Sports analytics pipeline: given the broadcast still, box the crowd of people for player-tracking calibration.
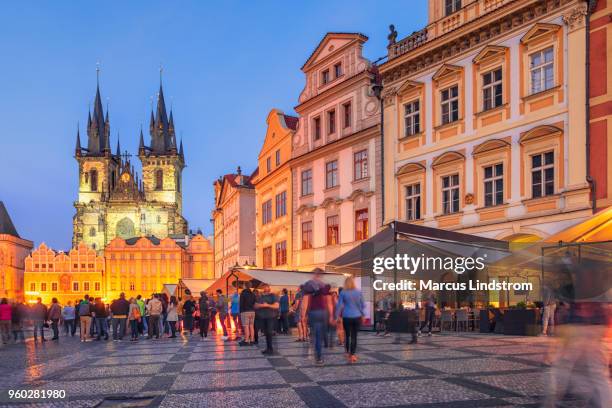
[0,272,366,365]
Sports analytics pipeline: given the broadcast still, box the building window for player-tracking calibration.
[355,209,369,241]
[530,47,554,94]
[51,282,58,292]
[275,241,287,266]
[483,68,503,111]
[155,169,163,190]
[266,157,271,173]
[484,164,504,207]
[94,282,101,291]
[301,169,313,196]
[445,0,461,15]
[327,215,339,245]
[89,227,96,237]
[404,100,420,136]
[129,282,135,291]
[334,62,343,78]
[90,169,98,192]
[327,110,336,135]
[343,102,352,128]
[262,200,272,224]
[441,85,459,125]
[326,160,338,188]
[83,282,90,292]
[275,191,287,218]
[354,150,368,180]
[30,282,36,291]
[313,117,321,140]
[302,221,313,249]
[40,283,47,292]
[321,69,330,85]
[275,149,281,166]
[442,174,460,214]
[73,282,79,292]
[263,246,272,268]
[531,151,554,198]
[405,183,422,220]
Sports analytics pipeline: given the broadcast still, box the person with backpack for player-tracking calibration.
[146,294,163,339]
[78,295,92,342]
[182,293,196,336]
[110,293,130,341]
[136,295,146,336]
[198,292,210,339]
[47,298,62,341]
[128,297,141,341]
[301,270,334,365]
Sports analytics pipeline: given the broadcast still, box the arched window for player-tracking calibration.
[155,169,163,190]
[90,169,98,192]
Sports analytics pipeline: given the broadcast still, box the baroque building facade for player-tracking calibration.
[380,0,593,241]
[73,80,187,251]
[252,109,298,270]
[291,33,382,270]
[0,202,33,300]
[212,169,257,277]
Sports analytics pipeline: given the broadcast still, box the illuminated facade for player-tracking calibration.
[0,202,33,300]
[24,242,104,305]
[381,0,594,241]
[253,109,297,269]
[73,80,187,251]
[212,170,257,277]
[291,33,382,270]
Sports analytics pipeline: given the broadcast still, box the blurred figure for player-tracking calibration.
[0,298,11,344]
[128,297,141,341]
[278,288,289,335]
[110,293,130,341]
[11,301,25,343]
[418,294,436,337]
[31,297,47,342]
[216,289,228,340]
[230,290,241,336]
[335,278,365,363]
[292,285,306,342]
[47,298,61,340]
[198,292,210,339]
[182,293,196,336]
[167,296,178,338]
[255,284,279,355]
[301,270,334,365]
[62,301,75,337]
[541,286,557,336]
[147,294,163,339]
[93,297,108,341]
[78,295,92,342]
[239,282,256,346]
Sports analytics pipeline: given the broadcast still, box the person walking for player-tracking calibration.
[0,298,11,344]
[128,297,141,341]
[255,284,279,355]
[230,290,241,337]
[209,295,217,333]
[47,298,62,341]
[11,301,26,343]
[31,297,48,343]
[239,282,256,346]
[292,286,306,342]
[110,293,130,341]
[418,294,436,337]
[78,296,92,342]
[182,293,196,336]
[62,301,75,337]
[167,296,179,338]
[216,289,229,340]
[279,289,290,335]
[147,294,162,339]
[198,292,210,339]
[93,298,108,341]
[335,277,365,363]
[301,270,334,365]
[542,287,557,336]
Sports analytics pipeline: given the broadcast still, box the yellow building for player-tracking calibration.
[252,109,298,269]
[24,242,104,305]
[0,202,34,301]
[381,0,593,242]
[73,80,187,251]
[104,234,214,300]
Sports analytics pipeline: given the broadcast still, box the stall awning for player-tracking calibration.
[544,206,612,243]
[180,279,216,295]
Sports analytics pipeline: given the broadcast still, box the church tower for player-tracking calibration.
[139,81,185,212]
[73,78,120,250]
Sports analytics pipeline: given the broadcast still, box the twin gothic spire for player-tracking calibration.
[76,75,183,160]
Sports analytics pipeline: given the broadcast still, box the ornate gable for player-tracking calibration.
[302,33,368,71]
[473,45,508,64]
[520,23,561,44]
[432,64,463,81]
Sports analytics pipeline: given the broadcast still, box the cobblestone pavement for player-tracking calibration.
[0,330,586,407]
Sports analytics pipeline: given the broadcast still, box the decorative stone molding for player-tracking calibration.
[562,3,588,32]
[347,189,375,202]
[295,204,316,215]
[319,197,343,209]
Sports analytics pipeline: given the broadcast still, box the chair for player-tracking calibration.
[455,309,468,332]
[440,310,453,332]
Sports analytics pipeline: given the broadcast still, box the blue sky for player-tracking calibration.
[0,1,428,250]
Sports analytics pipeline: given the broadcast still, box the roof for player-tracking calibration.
[283,114,299,131]
[0,201,19,238]
[124,235,161,245]
[302,32,368,70]
[180,279,217,294]
[543,206,612,243]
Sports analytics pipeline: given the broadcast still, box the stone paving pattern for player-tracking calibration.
[0,331,584,407]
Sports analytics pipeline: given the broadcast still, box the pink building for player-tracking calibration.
[291,33,382,270]
[0,201,33,300]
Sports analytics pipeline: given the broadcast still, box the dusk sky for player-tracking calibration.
[0,1,427,250]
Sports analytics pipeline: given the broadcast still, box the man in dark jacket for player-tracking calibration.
[30,298,48,342]
[110,293,130,341]
[198,292,210,338]
[239,282,256,346]
[93,298,108,341]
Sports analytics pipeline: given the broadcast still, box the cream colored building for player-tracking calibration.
[380,0,592,242]
[212,169,257,277]
[291,33,382,269]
